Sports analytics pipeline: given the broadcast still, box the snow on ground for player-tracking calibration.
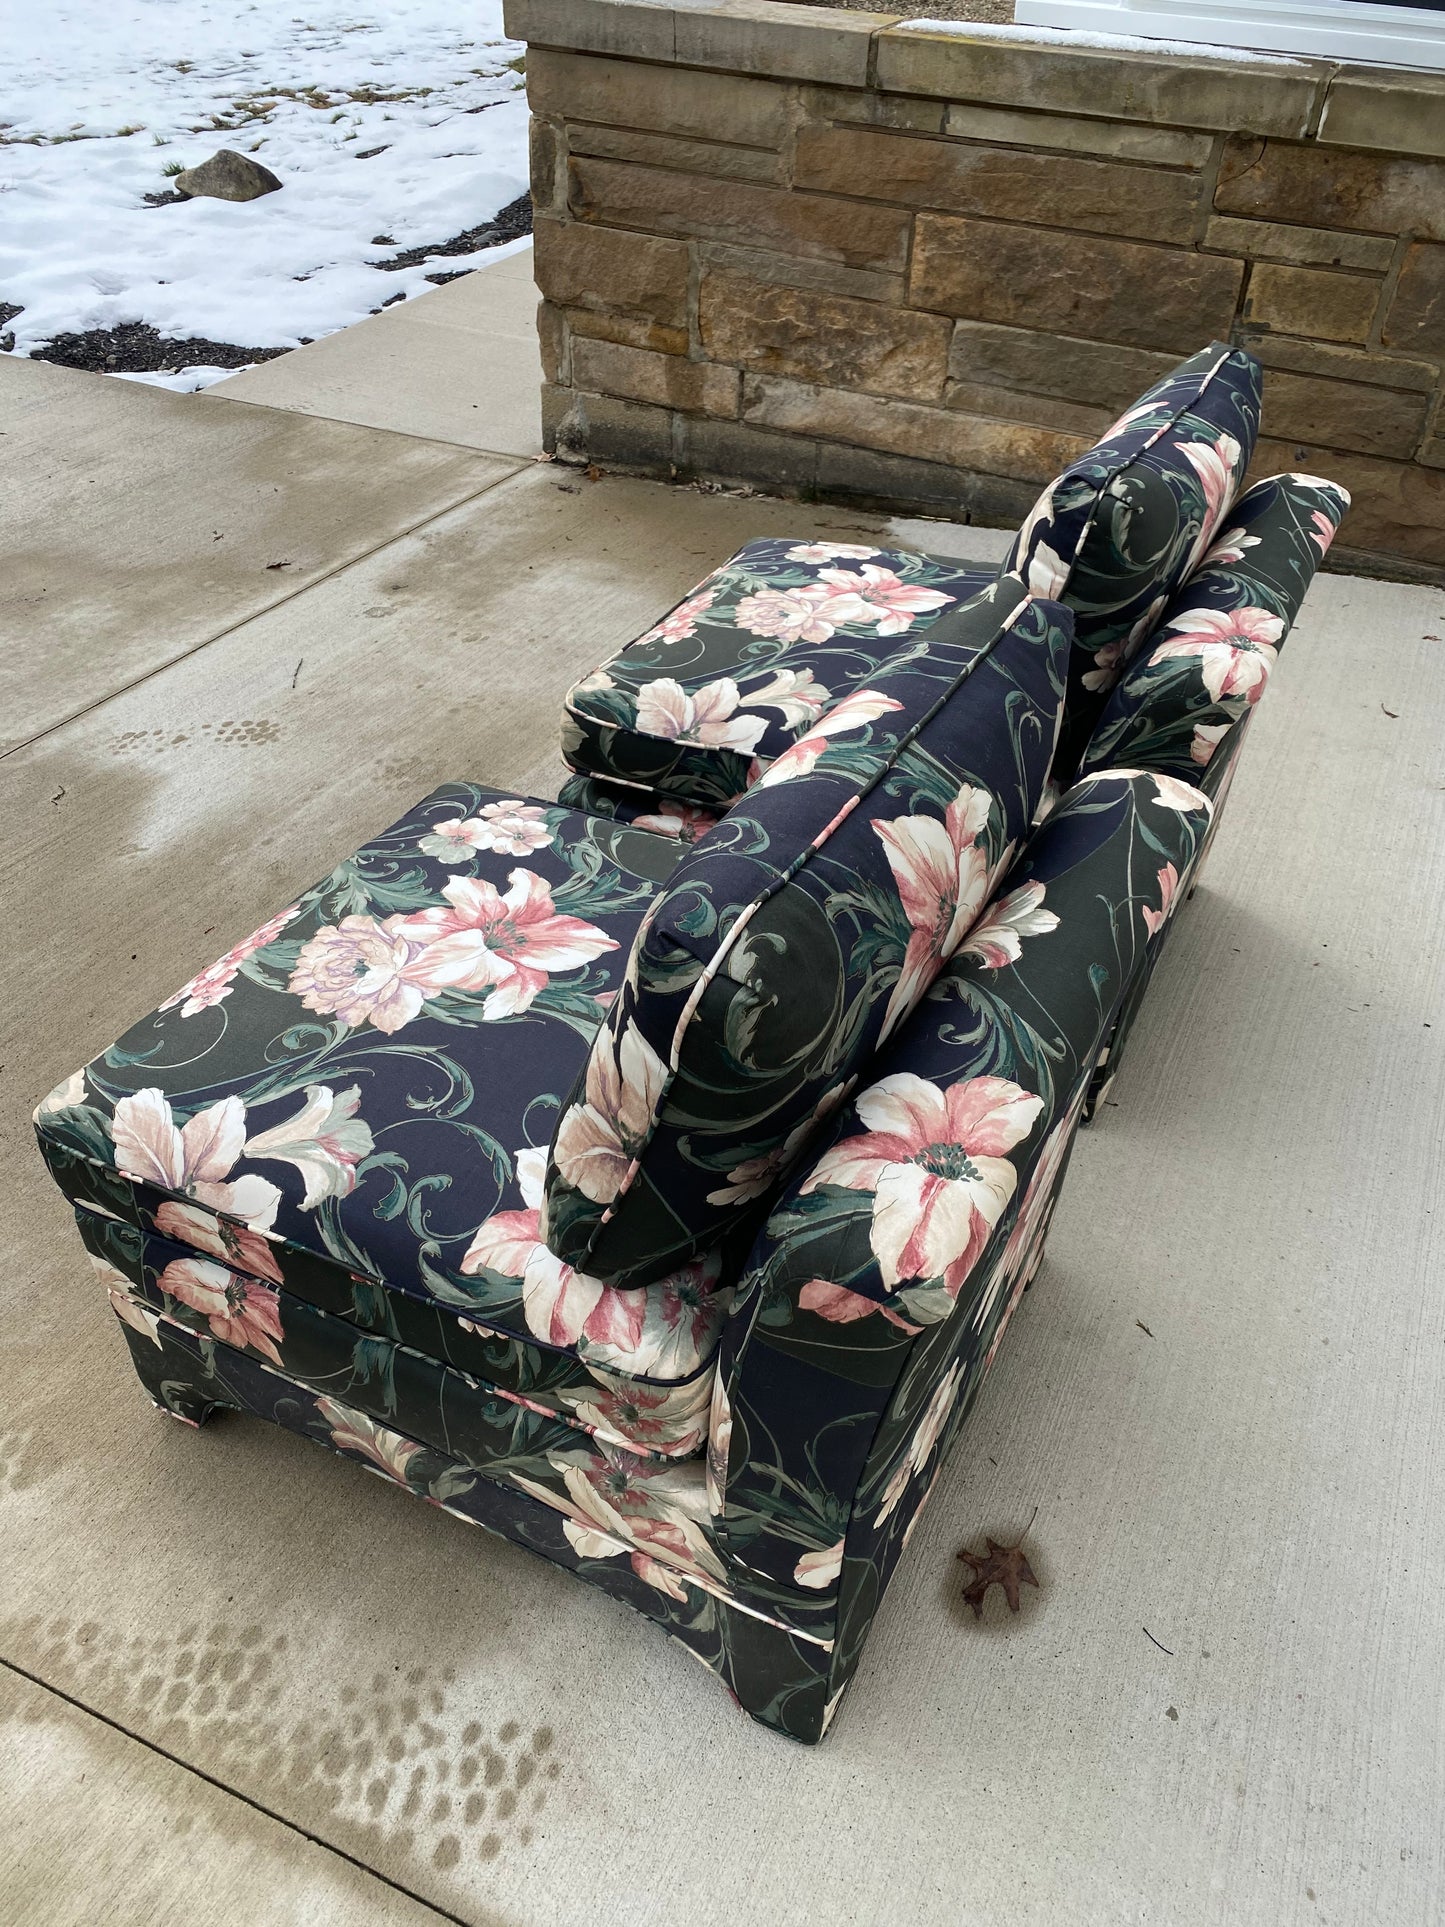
[0,1,530,387]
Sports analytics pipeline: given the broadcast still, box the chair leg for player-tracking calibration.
[111,1302,234,1428]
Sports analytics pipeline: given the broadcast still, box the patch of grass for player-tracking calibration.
[161,159,186,176]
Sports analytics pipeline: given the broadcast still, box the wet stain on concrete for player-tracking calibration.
[5,1611,561,1885]
[111,719,280,752]
[0,1425,46,1497]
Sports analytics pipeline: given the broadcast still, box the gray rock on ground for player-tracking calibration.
[173,149,282,202]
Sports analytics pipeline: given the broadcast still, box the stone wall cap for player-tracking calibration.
[1319,65,1445,160]
[505,0,898,85]
[883,17,1319,68]
[873,16,1332,133]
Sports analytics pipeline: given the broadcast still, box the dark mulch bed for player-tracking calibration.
[24,322,293,375]
[372,192,532,274]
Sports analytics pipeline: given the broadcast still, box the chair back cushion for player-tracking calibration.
[562,538,995,811]
[542,577,1073,1288]
[1078,471,1350,790]
[1004,342,1262,780]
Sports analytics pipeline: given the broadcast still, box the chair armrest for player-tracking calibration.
[708,770,1213,1616]
[1078,471,1349,788]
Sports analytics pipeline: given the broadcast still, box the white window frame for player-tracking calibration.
[1014,0,1445,73]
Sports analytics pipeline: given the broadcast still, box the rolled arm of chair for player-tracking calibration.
[1078,471,1349,789]
[708,772,1215,1685]
[1071,470,1348,1116]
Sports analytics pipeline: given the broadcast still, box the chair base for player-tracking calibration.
[109,1300,848,1745]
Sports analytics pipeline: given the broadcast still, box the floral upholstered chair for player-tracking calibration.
[35,343,1345,1742]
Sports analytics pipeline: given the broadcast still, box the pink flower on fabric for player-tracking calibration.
[794,1539,845,1590]
[561,1373,711,1460]
[399,869,617,1021]
[783,543,880,564]
[462,1148,645,1355]
[638,586,716,647]
[798,1279,922,1333]
[1190,722,1230,766]
[873,785,997,1037]
[1152,604,1284,705]
[551,1021,667,1206]
[1142,861,1180,938]
[241,1084,374,1208]
[633,676,770,753]
[812,565,955,636]
[153,1199,283,1284]
[608,1270,730,1381]
[875,1361,965,1525]
[463,1147,724,1385]
[734,584,841,645]
[110,1088,281,1229]
[1201,526,1260,568]
[419,802,551,861]
[159,905,300,1018]
[315,1397,425,1484]
[515,1446,727,1587]
[705,1084,852,1208]
[631,802,719,843]
[1082,637,1132,695]
[980,1082,1091,1370]
[803,1072,1042,1301]
[958,880,1059,970]
[157,1255,285,1365]
[1099,770,1213,816]
[1287,471,1350,548]
[289,914,434,1034]
[739,666,832,729]
[1178,433,1243,564]
[754,687,904,790]
[108,1287,163,1349]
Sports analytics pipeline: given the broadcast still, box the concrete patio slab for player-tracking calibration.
[3,441,1443,1924]
[212,246,544,460]
[0,357,520,756]
[0,1667,441,1926]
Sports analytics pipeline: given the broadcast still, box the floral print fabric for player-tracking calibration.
[77,1205,717,1460]
[1077,472,1349,791]
[562,539,995,812]
[1003,342,1263,783]
[34,786,746,1453]
[557,772,721,844]
[105,1297,840,1740]
[544,579,1072,1292]
[709,771,1214,1611]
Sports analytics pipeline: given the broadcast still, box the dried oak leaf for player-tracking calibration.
[956,1527,1040,1618]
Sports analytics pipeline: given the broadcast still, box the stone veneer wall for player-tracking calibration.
[506,0,1445,580]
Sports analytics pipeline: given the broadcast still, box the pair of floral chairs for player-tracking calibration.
[36,343,1347,1743]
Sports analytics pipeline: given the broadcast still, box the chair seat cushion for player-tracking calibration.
[562,538,995,811]
[557,771,721,844]
[36,784,730,1458]
[100,1268,738,1598]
